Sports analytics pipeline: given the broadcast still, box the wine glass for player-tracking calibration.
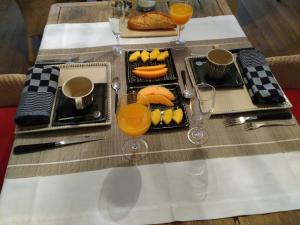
[117,92,151,161]
[109,1,125,55]
[169,0,193,49]
[187,83,215,145]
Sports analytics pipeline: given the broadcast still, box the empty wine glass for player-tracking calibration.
[109,1,125,55]
[187,83,215,145]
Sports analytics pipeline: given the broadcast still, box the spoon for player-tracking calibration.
[111,77,121,113]
[58,110,101,122]
[181,70,193,99]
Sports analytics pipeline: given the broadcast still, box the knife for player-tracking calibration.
[13,136,105,154]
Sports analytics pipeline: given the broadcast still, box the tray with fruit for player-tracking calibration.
[125,48,178,86]
[128,84,189,130]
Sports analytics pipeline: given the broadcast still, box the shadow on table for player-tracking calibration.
[98,163,142,221]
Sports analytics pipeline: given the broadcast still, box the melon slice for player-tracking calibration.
[137,94,174,107]
[138,86,175,101]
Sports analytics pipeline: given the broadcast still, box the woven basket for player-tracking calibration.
[0,74,26,107]
[267,54,300,89]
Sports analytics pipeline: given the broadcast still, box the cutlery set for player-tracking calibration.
[224,111,295,130]
[244,120,296,130]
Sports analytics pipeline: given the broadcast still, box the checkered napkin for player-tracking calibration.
[15,65,60,126]
[238,49,285,104]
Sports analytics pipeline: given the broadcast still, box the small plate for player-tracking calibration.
[52,84,108,126]
[125,48,178,86]
[128,84,189,131]
[189,56,244,88]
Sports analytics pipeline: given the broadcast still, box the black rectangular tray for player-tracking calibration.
[127,84,189,131]
[52,83,108,126]
[125,48,178,86]
[189,56,244,88]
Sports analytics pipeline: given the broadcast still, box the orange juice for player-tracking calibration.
[169,3,193,25]
[117,103,151,137]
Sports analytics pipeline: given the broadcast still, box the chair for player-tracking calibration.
[267,54,300,122]
[0,74,26,191]
[15,0,84,63]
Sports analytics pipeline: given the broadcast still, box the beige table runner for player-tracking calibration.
[7,38,300,179]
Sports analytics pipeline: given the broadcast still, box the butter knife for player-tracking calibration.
[13,136,104,154]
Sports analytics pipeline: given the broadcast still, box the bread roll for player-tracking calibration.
[128,11,176,30]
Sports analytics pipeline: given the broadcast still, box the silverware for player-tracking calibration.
[181,70,193,99]
[36,57,93,65]
[224,111,292,126]
[245,120,296,130]
[58,111,101,122]
[111,77,121,113]
[13,136,105,154]
[36,56,80,65]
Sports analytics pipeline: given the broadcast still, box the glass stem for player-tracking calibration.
[177,25,182,42]
[131,138,140,152]
[116,34,120,47]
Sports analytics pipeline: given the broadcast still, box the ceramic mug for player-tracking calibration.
[206,48,234,80]
[62,76,94,110]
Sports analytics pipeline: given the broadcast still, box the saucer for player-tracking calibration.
[52,83,107,126]
[190,57,244,88]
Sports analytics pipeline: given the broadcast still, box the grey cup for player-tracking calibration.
[207,48,234,80]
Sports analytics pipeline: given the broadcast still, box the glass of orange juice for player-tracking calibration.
[117,92,151,160]
[169,1,193,49]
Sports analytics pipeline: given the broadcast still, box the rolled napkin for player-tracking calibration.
[238,49,285,104]
[15,65,60,126]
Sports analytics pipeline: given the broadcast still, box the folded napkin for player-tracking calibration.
[15,65,60,126]
[238,49,285,104]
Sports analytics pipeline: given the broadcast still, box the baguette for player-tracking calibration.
[128,11,176,30]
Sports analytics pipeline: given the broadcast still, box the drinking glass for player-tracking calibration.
[187,83,215,145]
[169,0,193,49]
[117,92,151,160]
[109,1,125,55]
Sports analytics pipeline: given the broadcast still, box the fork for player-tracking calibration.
[245,120,296,130]
[224,111,292,126]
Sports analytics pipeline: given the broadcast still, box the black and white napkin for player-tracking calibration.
[15,65,60,126]
[238,49,285,104]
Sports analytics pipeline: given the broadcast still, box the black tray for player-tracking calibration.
[128,84,189,131]
[125,48,178,86]
[189,56,244,88]
[52,83,107,126]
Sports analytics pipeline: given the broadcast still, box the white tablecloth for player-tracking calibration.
[40,15,246,49]
[1,150,300,225]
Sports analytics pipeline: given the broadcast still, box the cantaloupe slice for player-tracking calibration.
[137,94,174,106]
[132,68,168,79]
[138,85,175,101]
[134,64,166,71]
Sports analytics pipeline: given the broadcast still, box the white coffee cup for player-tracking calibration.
[62,76,94,110]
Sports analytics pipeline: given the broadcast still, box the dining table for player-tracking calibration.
[1,1,300,225]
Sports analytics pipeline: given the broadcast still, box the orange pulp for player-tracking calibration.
[169,3,193,25]
[117,103,151,137]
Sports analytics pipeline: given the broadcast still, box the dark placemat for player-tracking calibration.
[128,84,189,131]
[189,56,244,88]
[52,83,107,126]
[125,48,178,86]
